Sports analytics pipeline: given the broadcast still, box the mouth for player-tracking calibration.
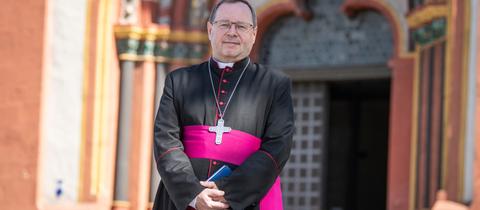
[223,41,240,45]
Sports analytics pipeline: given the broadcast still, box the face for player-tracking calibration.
[207,2,257,62]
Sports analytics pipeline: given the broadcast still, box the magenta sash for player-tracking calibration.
[183,125,283,210]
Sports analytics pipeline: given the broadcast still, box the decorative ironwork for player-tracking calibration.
[282,82,327,210]
[260,0,394,68]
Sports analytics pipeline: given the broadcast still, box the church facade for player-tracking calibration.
[1,0,479,210]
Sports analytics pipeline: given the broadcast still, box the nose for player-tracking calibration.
[226,24,238,35]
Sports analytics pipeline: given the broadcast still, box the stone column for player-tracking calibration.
[112,30,140,209]
[114,60,136,204]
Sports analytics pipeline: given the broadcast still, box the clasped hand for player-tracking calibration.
[195,181,230,210]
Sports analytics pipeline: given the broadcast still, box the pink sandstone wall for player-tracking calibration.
[0,0,49,209]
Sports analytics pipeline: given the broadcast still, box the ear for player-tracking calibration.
[207,22,213,40]
[252,27,258,42]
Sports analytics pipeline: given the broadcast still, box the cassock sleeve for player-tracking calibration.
[153,72,204,210]
[216,76,294,210]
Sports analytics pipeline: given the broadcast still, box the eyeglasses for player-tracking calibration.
[212,20,254,33]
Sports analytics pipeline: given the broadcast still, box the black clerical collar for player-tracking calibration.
[210,57,250,74]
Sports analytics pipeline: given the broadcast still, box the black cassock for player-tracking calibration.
[153,57,294,210]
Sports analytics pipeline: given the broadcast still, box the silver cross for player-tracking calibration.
[208,118,232,144]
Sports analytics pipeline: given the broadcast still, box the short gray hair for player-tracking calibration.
[208,0,257,27]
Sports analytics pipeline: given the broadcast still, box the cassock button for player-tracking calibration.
[221,90,227,94]
[222,79,228,84]
[219,101,225,106]
[225,68,232,73]
[213,161,218,165]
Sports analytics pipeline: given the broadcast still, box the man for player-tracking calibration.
[153,1,294,209]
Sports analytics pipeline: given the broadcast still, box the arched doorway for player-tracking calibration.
[258,1,395,209]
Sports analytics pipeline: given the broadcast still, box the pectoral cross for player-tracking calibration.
[209,118,231,144]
